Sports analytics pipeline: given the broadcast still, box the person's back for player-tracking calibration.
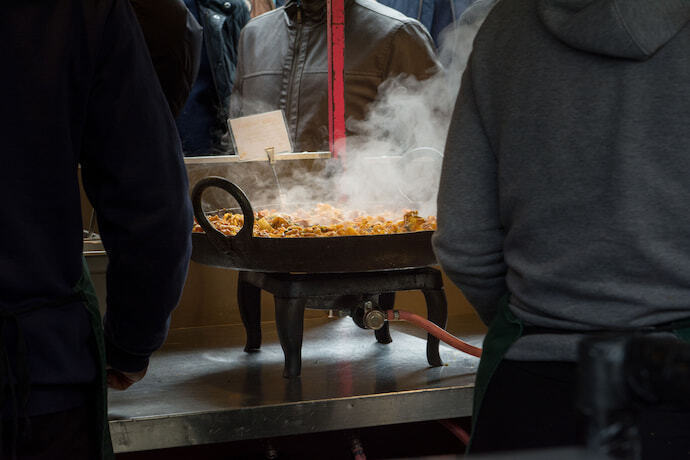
[434,0,690,455]
[1,0,191,456]
[436,0,690,359]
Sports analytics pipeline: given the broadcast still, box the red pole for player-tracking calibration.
[327,0,346,159]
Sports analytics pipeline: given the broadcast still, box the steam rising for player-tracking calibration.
[191,1,496,218]
[339,0,496,217]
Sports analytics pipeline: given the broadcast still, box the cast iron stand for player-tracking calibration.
[237,267,448,378]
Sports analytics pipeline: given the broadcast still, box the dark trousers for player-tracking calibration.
[1,405,98,460]
[470,359,690,458]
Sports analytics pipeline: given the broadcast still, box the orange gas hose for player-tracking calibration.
[385,310,483,358]
[439,419,471,446]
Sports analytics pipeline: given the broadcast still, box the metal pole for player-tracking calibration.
[327,0,346,159]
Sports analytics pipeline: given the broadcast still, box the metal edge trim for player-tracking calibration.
[109,385,475,453]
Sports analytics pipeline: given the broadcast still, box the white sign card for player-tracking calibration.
[228,110,293,161]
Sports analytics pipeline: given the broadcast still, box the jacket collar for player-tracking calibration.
[284,0,355,25]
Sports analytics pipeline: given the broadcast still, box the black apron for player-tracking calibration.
[468,294,690,452]
[0,258,113,459]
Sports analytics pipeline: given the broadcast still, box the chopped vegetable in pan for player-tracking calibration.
[193,204,436,238]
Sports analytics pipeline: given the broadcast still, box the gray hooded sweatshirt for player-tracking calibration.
[433,0,690,360]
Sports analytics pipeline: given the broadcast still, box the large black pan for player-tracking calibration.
[191,177,437,273]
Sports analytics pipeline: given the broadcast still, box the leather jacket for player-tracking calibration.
[230,0,441,152]
[378,0,477,46]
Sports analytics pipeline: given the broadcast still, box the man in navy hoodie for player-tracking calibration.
[0,0,192,457]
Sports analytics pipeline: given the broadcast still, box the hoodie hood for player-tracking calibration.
[538,0,690,60]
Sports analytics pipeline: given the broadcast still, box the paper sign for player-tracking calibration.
[228,110,293,161]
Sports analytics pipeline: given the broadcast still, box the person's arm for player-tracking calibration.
[386,21,441,81]
[432,59,506,326]
[80,0,192,379]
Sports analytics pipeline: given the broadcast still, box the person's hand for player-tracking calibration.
[106,365,147,390]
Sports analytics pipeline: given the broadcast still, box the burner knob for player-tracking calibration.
[363,309,386,330]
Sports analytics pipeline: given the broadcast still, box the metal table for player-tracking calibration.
[108,313,484,453]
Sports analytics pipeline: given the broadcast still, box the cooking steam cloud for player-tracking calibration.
[192,1,495,219]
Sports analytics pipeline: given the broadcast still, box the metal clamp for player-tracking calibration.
[362,300,386,331]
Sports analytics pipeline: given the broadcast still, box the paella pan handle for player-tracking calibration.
[191,177,255,243]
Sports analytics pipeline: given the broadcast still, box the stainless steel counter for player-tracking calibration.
[83,240,108,316]
[108,313,484,453]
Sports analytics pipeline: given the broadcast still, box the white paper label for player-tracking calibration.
[228,110,293,161]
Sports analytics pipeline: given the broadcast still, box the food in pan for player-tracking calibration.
[193,203,436,238]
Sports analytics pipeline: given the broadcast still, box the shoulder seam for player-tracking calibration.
[353,0,419,26]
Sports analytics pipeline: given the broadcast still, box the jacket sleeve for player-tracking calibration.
[431,59,507,326]
[80,0,193,372]
[228,27,247,120]
[129,0,203,117]
[385,21,441,81]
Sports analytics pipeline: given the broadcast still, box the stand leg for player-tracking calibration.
[238,271,262,352]
[422,288,447,367]
[275,297,306,378]
[375,292,395,344]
